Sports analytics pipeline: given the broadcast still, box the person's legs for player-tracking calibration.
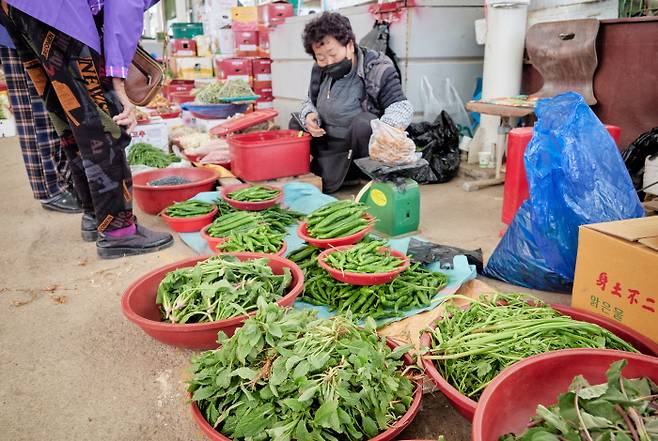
[0,46,80,212]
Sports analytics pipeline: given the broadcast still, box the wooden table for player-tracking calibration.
[464,101,535,192]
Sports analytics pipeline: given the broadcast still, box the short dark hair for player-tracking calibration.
[302,12,356,58]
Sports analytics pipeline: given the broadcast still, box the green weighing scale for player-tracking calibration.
[357,179,420,237]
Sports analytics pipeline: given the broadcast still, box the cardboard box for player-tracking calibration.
[0,118,16,137]
[233,30,259,57]
[215,57,253,82]
[258,2,294,25]
[257,29,270,57]
[231,6,258,31]
[193,35,212,57]
[129,121,169,151]
[171,39,197,57]
[572,217,658,343]
[252,58,272,83]
[255,96,274,110]
[210,28,235,56]
[173,56,214,79]
[254,85,273,98]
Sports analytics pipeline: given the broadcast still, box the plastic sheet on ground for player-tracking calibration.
[177,182,476,327]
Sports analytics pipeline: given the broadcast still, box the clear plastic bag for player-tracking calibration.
[368,119,416,165]
[420,76,470,133]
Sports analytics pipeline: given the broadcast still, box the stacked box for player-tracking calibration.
[233,31,259,57]
[215,58,253,83]
[231,6,259,31]
[171,39,197,57]
[173,57,214,79]
[251,58,272,88]
[258,2,294,25]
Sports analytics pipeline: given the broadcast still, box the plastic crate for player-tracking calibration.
[171,23,204,39]
[228,130,310,181]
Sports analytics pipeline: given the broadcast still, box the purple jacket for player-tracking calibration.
[6,0,160,78]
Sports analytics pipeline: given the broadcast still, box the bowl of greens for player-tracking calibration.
[419,293,658,421]
[472,349,658,441]
[221,183,283,211]
[120,253,304,349]
[188,302,423,441]
[160,200,217,232]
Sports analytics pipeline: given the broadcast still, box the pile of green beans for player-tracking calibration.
[217,226,284,254]
[258,206,304,233]
[325,241,403,273]
[289,245,448,320]
[426,293,639,400]
[227,185,280,202]
[156,255,291,324]
[206,211,261,238]
[306,200,370,239]
[164,200,215,218]
[127,142,180,168]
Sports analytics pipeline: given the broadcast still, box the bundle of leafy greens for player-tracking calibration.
[501,359,658,441]
[188,300,416,440]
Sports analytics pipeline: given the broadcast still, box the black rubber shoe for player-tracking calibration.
[96,225,174,259]
[41,189,83,213]
[81,212,98,242]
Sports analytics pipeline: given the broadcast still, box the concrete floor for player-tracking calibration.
[0,137,568,441]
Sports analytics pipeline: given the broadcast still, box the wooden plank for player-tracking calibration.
[466,101,536,118]
[246,173,323,191]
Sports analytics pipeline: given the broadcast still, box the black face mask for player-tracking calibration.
[322,57,352,80]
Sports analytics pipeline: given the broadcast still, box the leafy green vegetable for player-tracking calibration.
[500,360,658,441]
[156,255,291,324]
[426,294,639,400]
[188,300,416,440]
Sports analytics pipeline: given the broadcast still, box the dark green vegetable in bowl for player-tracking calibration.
[425,293,639,400]
[289,245,448,320]
[188,300,416,440]
[228,185,281,202]
[128,142,180,168]
[325,241,404,274]
[217,226,285,254]
[306,200,370,239]
[207,206,303,238]
[164,200,215,218]
[148,176,192,186]
[156,255,291,324]
[206,211,262,238]
[500,359,658,441]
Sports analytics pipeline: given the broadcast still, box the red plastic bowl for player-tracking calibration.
[200,225,288,257]
[120,253,304,350]
[297,214,376,249]
[157,109,182,119]
[473,349,658,441]
[132,168,218,215]
[160,206,217,233]
[318,245,410,285]
[221,183,283,211]
[170,91,195,105]
[190,337,423,441]
[420,303,658,421]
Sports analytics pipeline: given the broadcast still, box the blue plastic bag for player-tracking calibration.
[484,92,643,291]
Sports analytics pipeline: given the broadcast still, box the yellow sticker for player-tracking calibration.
[370,189,387,207]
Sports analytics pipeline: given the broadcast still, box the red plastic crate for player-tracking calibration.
[171,39,197,56]
[258,2,294,25]
[215,57,253,82]
[502,124,622,225]
[228,130,310,181]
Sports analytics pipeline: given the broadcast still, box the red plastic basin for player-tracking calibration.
[132,168,218,215]
[420,303,658,421]
[221,183,283,211]
[160,206,217,233]
[190,337,423,441]
[200,224,288,256]
[473,349,658,441]
[318,245,410,285]
[120,253,304,350]
[297,214,376,249]
[228,130,310,181]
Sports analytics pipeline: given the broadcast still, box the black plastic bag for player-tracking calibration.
[407,238,484,273]
[354,157,429,182]
[359,21,402,80]
[622,127,658,198]
[407,111,460,184]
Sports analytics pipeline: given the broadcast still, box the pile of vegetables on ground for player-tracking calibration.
[500,359,658,441]
[128,142,181,168]
[188,300,416,440]
[156,255,291,324]
[323,241,404,274]
[305,200,371,239]
[289,244,448,320]
[425,293,639,400]
[164,200,215,218]
[228,185,281,202]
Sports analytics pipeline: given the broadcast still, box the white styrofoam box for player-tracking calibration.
[129,121,169,151]
[0,118,16,137]
[644,155,658,196]
[194,117,228,133]
[160,117,185,130]
[211,29,235,56]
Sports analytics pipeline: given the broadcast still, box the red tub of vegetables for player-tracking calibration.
[419,293,658,421]
[121,253,304,350]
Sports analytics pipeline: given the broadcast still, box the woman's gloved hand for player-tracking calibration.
[305,112,326,138]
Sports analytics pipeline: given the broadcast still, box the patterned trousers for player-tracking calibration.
[0,46,68,200]
[1,3,134,231]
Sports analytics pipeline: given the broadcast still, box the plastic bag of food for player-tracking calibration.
[368,119,416,165]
